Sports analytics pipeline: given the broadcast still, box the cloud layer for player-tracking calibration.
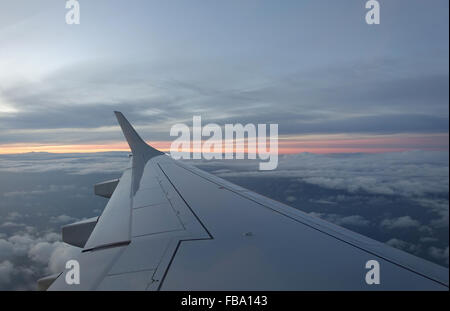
[0,150,448,289]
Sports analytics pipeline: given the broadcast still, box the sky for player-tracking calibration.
[0,0,448,154]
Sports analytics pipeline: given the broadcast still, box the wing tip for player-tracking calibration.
[114,111,163,158]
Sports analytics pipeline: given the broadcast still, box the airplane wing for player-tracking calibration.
[43,112,449,290]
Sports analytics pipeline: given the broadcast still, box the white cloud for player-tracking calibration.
[386,238,421,254]
[0,261,14,285]
[428,246,449,265]
[308,198,337,205]
[6,212,22,221]
[205,151,449,198]
[28,239,81,275]
[7,234,36,257]
[3,185,77,197]
[309,212,370,227]
[0,240,14,262]
[0,231,80,289]
[337,215,370,227]
[48,244,81,274]
[50,215,78,224]
[0,222,26,229]
[414,198,449,228]
[381,216,421,230]
[419,237,438,243]
[28,242,59,265]
[285,196,297,203]
[0,153,129,175]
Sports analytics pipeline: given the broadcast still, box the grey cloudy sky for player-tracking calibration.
[0,0,448,149]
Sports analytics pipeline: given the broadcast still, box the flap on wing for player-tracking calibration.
[62,216,98,248]
[37,273,61,291]
[94,178,120,198]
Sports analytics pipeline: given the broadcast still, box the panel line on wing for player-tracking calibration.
[154,237,214,291]
[132,229,185,239]
[157,163,214,239]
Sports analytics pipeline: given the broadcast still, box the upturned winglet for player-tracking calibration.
[114,111,164,158]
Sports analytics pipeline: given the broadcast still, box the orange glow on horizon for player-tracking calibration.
[0,135,448,155]
[0,141,171,154]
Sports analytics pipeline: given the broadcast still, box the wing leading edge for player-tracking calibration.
[44,112,448,291]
